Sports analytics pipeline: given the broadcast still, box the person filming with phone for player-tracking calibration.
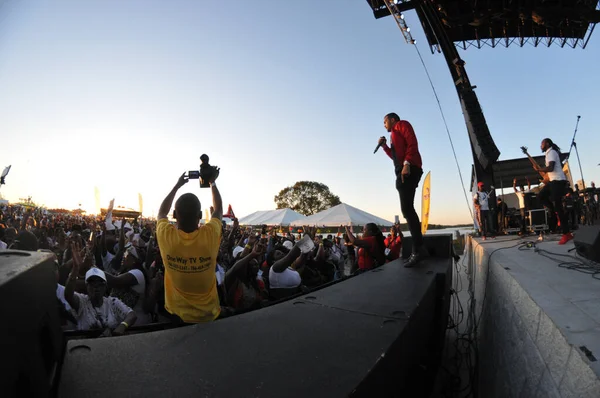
[156,162,223,324]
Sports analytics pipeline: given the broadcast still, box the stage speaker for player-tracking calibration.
[402,233,453,259]
[0,250,63,398]
[524,192,541,210]
[58,236,454,398]
[574,226,600,263]
[528,209,548,230]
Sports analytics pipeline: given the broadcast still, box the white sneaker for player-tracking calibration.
[296,235,315,254]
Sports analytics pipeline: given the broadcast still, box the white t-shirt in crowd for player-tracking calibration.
[73,293,132,331]
[545,148,566,182]
[56,284,72,311]
[57,284,77,329]
[127,268,149,325]
[474,191,490,211]
[0,240,7,250]
[269,267,301,289]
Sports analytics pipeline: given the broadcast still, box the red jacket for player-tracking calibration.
[382,120,422,169]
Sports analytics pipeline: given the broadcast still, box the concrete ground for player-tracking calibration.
[476,232,600,378]
[432,227,600,397]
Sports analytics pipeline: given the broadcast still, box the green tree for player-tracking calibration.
[274,181,341,216]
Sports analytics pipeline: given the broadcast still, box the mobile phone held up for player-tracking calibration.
[188,170,200,179]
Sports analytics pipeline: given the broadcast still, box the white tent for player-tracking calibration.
[238,210,270,225]
[239,208,306,226]
[289,203,393,227]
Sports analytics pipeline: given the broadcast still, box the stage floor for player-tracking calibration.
[467,233,600,397]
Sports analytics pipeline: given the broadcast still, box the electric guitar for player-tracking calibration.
[520,146,549,184]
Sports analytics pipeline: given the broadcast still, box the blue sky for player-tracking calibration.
[1,0,598,225]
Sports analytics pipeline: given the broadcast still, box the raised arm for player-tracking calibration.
[344,226,373,249]
[117,218,126,256]
[210,183,223,221]
[272,244,302,273]
[235,232,247,250]
[227,218,239,247]
[100,222,108,257]
[64,241,83,312]
[144,237,155,270]
[513,178,519,194]
[224,242,264,292]
[158,173,189,220]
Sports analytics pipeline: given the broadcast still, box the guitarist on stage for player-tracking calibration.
[535,138,573,245]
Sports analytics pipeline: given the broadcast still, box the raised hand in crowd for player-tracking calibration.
[251,241,265,258]
[175,172,189,189]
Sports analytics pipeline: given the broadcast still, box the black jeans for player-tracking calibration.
[519,208,527,233]
[395,165,423,253]
[477,209,494,237]
[538,180,569,234]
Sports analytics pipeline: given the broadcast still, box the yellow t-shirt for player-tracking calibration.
[156,217,222,323]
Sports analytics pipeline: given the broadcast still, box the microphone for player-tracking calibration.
[373,136,385,154]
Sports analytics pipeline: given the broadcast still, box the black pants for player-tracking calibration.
[396,165,423,253]
[519,208,527,233]
[477,209,494,237]
[538,180,569,234]
[497,211,508,233]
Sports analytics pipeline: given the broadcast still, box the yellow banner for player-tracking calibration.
[421,171,431,235]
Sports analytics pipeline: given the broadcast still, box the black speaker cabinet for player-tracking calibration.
[401,233,453,259]
[0,250,63,398]
[574,226,600,263]
[528,209,548,231]
[58,235,454,398]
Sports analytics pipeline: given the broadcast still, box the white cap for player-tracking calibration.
[232,246,245,259]
[85,267,107,283]
[132,233,145,248]
[126,244,140,260]
[282,240,294,250]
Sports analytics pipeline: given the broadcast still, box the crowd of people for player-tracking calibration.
[0,177,404,336]
[0,110,431,337]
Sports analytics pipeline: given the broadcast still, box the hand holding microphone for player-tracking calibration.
[374,136,386,154]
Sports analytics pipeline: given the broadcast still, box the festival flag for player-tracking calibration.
[138,193,144,215]
[94,187,101,215]
[224,204,235,219]
[421,171,431,235]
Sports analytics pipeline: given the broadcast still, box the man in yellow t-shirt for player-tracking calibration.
[156,172,223,323]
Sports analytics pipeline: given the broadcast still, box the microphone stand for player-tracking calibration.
[566,115,585,189]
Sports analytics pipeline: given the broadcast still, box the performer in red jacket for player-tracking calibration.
[378,112,425,267]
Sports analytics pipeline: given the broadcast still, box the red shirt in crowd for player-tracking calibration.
[384,235,402,262]
[358,236,376,270]
[382,120,422,169]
